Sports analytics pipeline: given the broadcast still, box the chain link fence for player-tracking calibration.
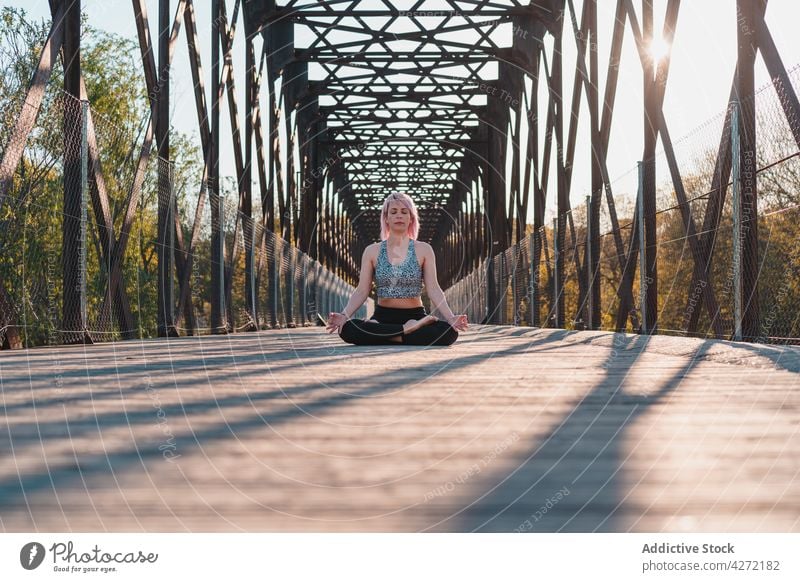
[4,65,799,348]
[445,65,800,344]
[0,89,365,349]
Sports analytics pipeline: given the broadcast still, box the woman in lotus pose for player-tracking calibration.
[326,192,468,346]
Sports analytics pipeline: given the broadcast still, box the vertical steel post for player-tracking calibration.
[585,194,592,329]
[244,36,256,330]
[314,261,321,324]
[552,216,559,327]
[80,99,88,330]
[588,0,602,330]
[157,0,175,336]
[735,0,760,341]
[168,160,175,322]
[292,167,300,325]
[219,191,226,329]
[528,231,535,327]
[553,26,566,330]
[484,254,491,324]
[511,246,517,325]
[301,255,308,325]
[267,232,277,328]
[731,102,743,341]
[642,0,658,334]
[62,0,87,344]
[287,245,295,327]
[320,265,331,321]
[637,161,648,334]
[210,0,224,333]
[500,250,507,325]
[532,225,541,327]
[251,219,257,326]
[267,237,279,329]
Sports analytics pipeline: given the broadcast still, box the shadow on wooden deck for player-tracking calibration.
[0,326,798,532]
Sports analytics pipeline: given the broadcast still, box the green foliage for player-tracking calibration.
[506,151,800,342]
[1,7,203,346]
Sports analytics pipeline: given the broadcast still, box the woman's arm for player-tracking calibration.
[339,290,369,321]
[340,245,375,318]
[420,244,452,319]
[426,284,455,322]
[420,243,468,330]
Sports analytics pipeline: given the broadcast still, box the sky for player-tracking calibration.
[7,0,800,225]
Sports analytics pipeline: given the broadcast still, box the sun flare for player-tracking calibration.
[648,36,672,62]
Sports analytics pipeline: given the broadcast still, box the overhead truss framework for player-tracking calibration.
[246,0,552,257]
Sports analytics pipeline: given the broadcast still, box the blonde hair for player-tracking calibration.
[380,191,419,240]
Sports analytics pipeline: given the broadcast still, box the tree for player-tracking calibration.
[0,7,202,346]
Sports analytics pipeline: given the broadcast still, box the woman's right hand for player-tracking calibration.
[326,312,349,334]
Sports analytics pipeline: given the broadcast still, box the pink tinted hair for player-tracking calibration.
[380,191,419,241]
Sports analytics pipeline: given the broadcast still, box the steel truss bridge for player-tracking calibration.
[1,0,799,348]
[1,0,799,535]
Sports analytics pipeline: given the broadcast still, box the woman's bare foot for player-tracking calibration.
[402,315,438,335]
[386,316,438,343]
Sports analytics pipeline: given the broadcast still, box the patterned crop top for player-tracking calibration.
[374,239,423,299]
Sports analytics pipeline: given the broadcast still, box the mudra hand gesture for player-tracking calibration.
[326,312,349,334]
[447,314,469,332]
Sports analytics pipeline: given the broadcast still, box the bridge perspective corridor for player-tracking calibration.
[1,326,798,532]
[0,0,799,535]
[2,1,800,350]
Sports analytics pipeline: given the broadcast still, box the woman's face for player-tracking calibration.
[386,201,411,233]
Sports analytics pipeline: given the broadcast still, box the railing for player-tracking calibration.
[3,68,800,347]
[0,90,366,349]
[446,65,800,345]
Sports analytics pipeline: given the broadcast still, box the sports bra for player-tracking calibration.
[374,239,423,299]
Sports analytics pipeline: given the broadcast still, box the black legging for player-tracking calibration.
[339,305,458,346]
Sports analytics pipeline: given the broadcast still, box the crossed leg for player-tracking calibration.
[386,315,439,343]
[339,315,442,345]
[400,320,459,346]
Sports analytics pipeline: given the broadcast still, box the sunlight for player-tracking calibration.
[648,35,672,62]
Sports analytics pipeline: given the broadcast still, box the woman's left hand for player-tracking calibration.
[447,314,469,331]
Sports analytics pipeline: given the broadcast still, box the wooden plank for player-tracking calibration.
[0,327,797,531]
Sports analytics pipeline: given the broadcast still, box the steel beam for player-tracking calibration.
[735,0,760,341]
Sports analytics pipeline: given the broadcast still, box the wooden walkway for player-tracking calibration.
[1,326,798,532]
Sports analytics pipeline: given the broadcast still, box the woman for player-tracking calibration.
[326,192,468,346]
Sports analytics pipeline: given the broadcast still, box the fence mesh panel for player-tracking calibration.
[4,61,800,348]
[1,88,361,348]
[444,66,800,344]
